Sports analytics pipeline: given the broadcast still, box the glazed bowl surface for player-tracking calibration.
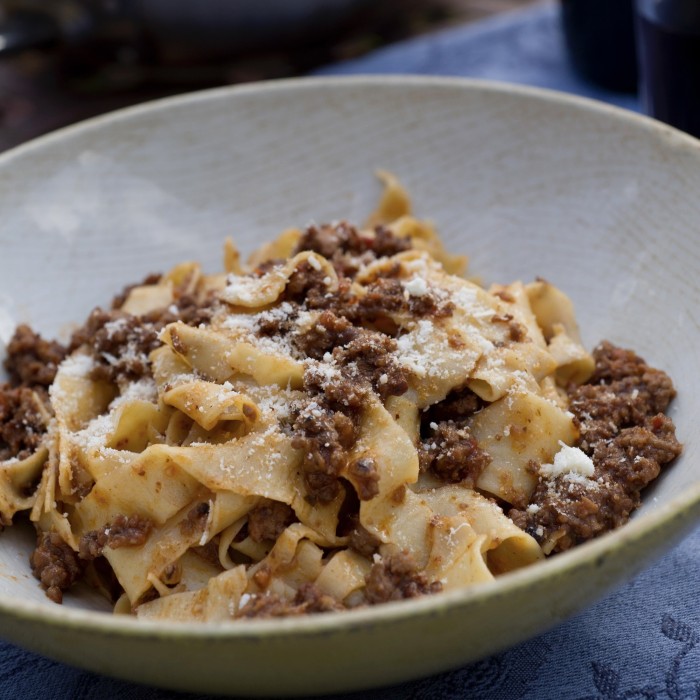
[0,76,698,696]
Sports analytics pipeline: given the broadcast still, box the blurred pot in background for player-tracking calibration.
[560,0,638,93]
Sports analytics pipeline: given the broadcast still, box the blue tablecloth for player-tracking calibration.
[6,3,700,698]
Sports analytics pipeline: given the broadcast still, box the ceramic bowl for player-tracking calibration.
[0,77,699,696]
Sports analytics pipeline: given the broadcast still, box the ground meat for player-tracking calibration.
[356,278,454,326]
[292,316,409,502]
[79,514,153,560]
[293,221,411,278]
[4,324,67,388]
[509,321,527,342]
[190,539,222,569]
[292,326,406,504]
[247,500,296,542]
[510,476,637,553]
[294,222,367,260]
[174,292,217,327]
[371,225,413,258]
[283,261,334,307]
[293,582,345,613]
[292,400,359,504]
[590,341,656,383]
[347,457,380,501]
[419,421,492,486]
[70,308,160,383]
[0,385,49,462]
[303,368,368,416]
[332,330,409,401]
[347,522,381,558]
[236,582,344,619]
[292,310,357,360]
[78,532,103,561]
[70,286,216,384]
[569,352,677,453]
[179,502,210,537]
[510,342,681,553]
[364,548,442,604]
[255,301,299,339]
[592,414,681,491]
[30,531,84,603]
[294,311,408,400]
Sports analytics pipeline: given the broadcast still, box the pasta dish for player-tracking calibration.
[0,174,681,621]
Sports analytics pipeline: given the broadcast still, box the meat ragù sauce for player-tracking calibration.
[0,177,682,621]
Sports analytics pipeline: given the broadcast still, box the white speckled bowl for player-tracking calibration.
[0,77,699,696]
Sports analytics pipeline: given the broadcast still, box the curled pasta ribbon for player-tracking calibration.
[163,381,259,432]
[472,391,577,505]
[220,251,338,308]
[0,447,48,526]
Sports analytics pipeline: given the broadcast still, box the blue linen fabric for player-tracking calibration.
[3,2,698,698]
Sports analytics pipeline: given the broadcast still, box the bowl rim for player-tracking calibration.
[0,74,698,640]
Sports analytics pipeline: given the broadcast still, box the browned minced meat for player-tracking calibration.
[179,502,210,537]
[332,330,409,401]
[174,292,217,328]
[419,421,492,486]
[356,278,454,325]
[190,539,222,569]
[282,264,361,321]
[294,310,409,400]
[347,457,380,501]
[256,303,300,338]
[364,548,442,605]
[508,321,527,342]
[4,324,67,388]
[570,341,677,452]
[293,221,411,278]
[510,415,681,552]
[283,254,451,333]
[294,221,368,260]
[79,514,153,560]
[347,522,381,558]
[30,531,84,604]
[0,385,49,462]
[247,500,296,542]
[510,343,681,553]
[291,398,360,504]
[70,308,161,383]
[283,261,334,307]
[236,582,344,619]
[372,225,414,258]
[292,319,409,502]
[292,310,357,360]
[71,289,216,383]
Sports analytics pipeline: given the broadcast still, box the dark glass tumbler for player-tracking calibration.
[636,0,700,137]
[561,0,638,93]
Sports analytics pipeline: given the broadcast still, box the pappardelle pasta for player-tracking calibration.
[0,174,681,620]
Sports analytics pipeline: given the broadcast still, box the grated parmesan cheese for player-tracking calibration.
[403,276,429,297]
[540,442,595,479]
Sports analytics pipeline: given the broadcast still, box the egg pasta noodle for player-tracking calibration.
[0,174,681,620]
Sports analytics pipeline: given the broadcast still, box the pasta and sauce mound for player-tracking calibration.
[0,175,681,620]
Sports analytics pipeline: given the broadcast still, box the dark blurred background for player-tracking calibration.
[0,0,540,152]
